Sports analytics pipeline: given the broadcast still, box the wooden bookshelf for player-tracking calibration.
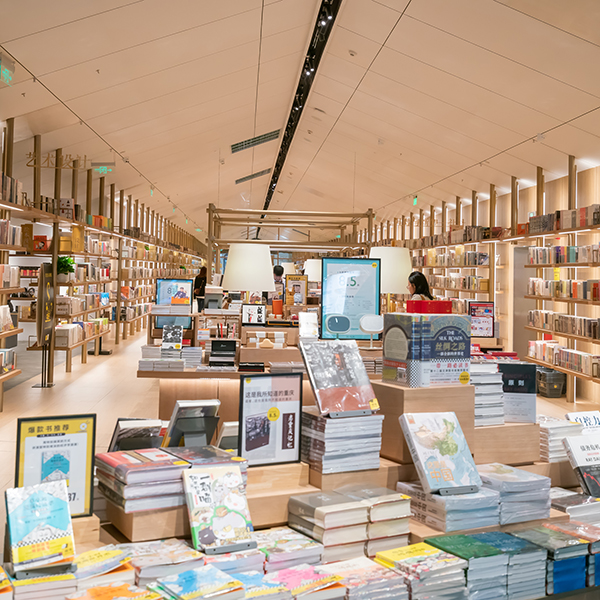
[524,325,600,345]
[523,294,594,305]
[523,356,596,382]
[419,265,489,270]
[524,262,599,268]
[0,244,26,252]
[430,286,489,295]
[0,287,25,295]
[0,369,22,384]
[0,328,23,340]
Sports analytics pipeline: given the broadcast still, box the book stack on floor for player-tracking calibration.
[425,534,509,600]
[470,361,505,427]
[396,481,500,532]
[538,414,583,462]
[512,525,589,595]
[477,463,551,524]
[181,346,203,369]
[336,485,411,556]
[287,490,370,563]
[251,526,323,572]
[471,531,547,600]
[375,542,468,599]
[301,406,384,474]
[316,556,408,599]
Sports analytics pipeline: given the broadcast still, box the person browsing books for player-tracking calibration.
[407,271,434,300]
[194,266,207,312]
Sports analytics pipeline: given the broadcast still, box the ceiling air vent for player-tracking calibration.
[231,130,281,154]
[235,168,272,185]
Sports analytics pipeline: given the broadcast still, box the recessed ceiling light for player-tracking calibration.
[349,50,357,57]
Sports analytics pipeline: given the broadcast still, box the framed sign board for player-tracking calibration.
[321,258,381,339]
[469,301,494,338]
[238,373,302,467]
[15,414,96,517]
[242,304,267,325]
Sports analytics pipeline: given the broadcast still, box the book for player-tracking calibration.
[73,546,130,581]
[161,400,220,448]
[251,526,323,569]
[96,471,183,499]
[510,526,590,559]
[156,565,244,600]
[375,542,467,578]
[107,419,163,452]
[287,491,369,528]
[399,412,480,493]
[565,410,600,435]
[232,571,291,599]
[13,573,76,598]
[470,531,547,562]
[542,521,600,553]
[424,534,506,564]
[76,563,135,592]
[476,463,550,492]
[334,484,411,522]
[287,513,367,546]
[551,493,600,519]
[299,339,377,416]
[562,434,600,496]
[182,465,254,552]
[0,567,11,599]
[95,448,190,484]
[5,480,75,573]
[263,563,343,598]
[202,548,265,574]
[66,582,162,599]
[162,324,184,350]
[98,482,185,513]
[164,446,248,479]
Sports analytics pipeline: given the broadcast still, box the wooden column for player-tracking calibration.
[441,201,447,233]
[71,159,79,206]
[134,199,139,229]
[419,208,424,238]
[429,204,434,235]
[568,155,577,210]
[53,148,62,202]
[489,184,496,228]
[33,135,42,209]
[409,212,414,240]
[400,216,406,241]
[510,176,518,235]
[566,156,577,403]
[393,217,398,242]
[109,184,115,230]
[536,167,544,216]
[86,169,93,217]
[140,204,145,233]
[116,190,125,344]
[455,196,461,227]
[471,190,478,226]
[4,118,14,177]
[47,221,60,385]
[98,177,105,217]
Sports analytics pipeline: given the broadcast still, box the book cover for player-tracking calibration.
[263,563,342,596]
[74,546,130,580]
[107,419,163,452]
[399,412,480,493]
[562,435,600,495]
[129,539,203,571]
[41,450,70,484]
[156,565,243,599]
[162,324,184,350]
[287,491,368,527]
[5,479,75,572]
[551,493,600,514]
[0,567,12,597]
[470,531,545,557]
[233,571,291,598]
[510,526,589,558]
[66,583,162,599]
[375,542,467,576]
[477,463,551,492]
[164,446,247,473]
[424,534,504,561]
[95,449,190,484]
[251,526,323,561]
[565,411,600,435]
[182,465,253,551]
[299,339,377,415]
[543,521,600,544]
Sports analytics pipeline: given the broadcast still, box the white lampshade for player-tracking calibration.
[281,262,296,276]
[304,259,322,282]
[222,244,276,292]
[369,246,413,294]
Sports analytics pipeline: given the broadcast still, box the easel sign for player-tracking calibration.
[15,414,96,517]
[238,373,303,467]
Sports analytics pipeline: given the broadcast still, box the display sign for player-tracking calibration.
[469,301,494,338]
[37,263,54,346]
[238,373,302,467]
[321,258,380,339]
[156,278,193,309]
[242,304,267,325]
[285,274,307,305]
[15,414,96,517]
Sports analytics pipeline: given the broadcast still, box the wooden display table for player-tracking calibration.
[521,461,580,489]
[73,514,100,546]
[472,422,540,465]
[371,381,475,464]
[409,508,569,544]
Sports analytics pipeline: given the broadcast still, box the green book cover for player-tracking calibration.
[424,534,504,561]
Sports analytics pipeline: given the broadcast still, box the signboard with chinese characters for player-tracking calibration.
[37,263,54,346]
[321,257,381,340]
[238,373,302,467]
[469,301,494,338]
[15,414,96,517]
[241,303,267,325]
[566,411,600,435]
[498,362,537,423]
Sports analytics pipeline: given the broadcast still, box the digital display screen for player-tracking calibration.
[156,279,193,308]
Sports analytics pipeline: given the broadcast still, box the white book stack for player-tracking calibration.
[181,347,203,369]
[269,362,307,374]
[141,345,161,359]
[470,361,504,427]
[538,415,584,462]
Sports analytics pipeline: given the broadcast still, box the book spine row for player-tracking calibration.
[528,277,600,301]
[528,309,600,339]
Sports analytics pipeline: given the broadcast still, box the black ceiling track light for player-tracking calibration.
[255,0,343,239]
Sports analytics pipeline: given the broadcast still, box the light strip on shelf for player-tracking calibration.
[0,202,24,212]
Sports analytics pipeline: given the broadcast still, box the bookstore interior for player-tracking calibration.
[3,1,600,599]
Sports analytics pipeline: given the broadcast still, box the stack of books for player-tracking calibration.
[140,344,161,359]
[262,563,345,598]
[335,485,411,556]
[301,406,383,474]
[512,525,589,595]
[13,575,77,600]
[72,546,135,591]
[425,534,509,600]
[538,415,583,462]
[551,493,600,524]
[287,490,370,563]
[375,542,468,598]
[477,463,551,524]
[153,565,245,599]
[269,361,306,374]
[251,526,323,572]
[138,358,185,371]
[563,433,600,496]
[470,361,504,427]
[316,556,408,599]
[203,549,265,574]
[181,346,203,369]
[396,481,500,532]
[361,356,382,376]
[471,531,547,600]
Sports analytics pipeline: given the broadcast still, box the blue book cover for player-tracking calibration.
[233,571,291,597]
[157,564,243,599]
[471,532,546,557]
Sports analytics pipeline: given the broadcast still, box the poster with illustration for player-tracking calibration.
[285,275,307,306]
[239,373,303,467]
[182,465,256,554]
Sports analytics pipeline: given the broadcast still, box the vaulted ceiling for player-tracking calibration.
[2,0,600,244]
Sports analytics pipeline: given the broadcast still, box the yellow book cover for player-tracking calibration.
[0,567,12,596]
[13,573,76,588]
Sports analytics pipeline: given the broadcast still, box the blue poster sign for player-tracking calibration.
[321,258,381,339]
